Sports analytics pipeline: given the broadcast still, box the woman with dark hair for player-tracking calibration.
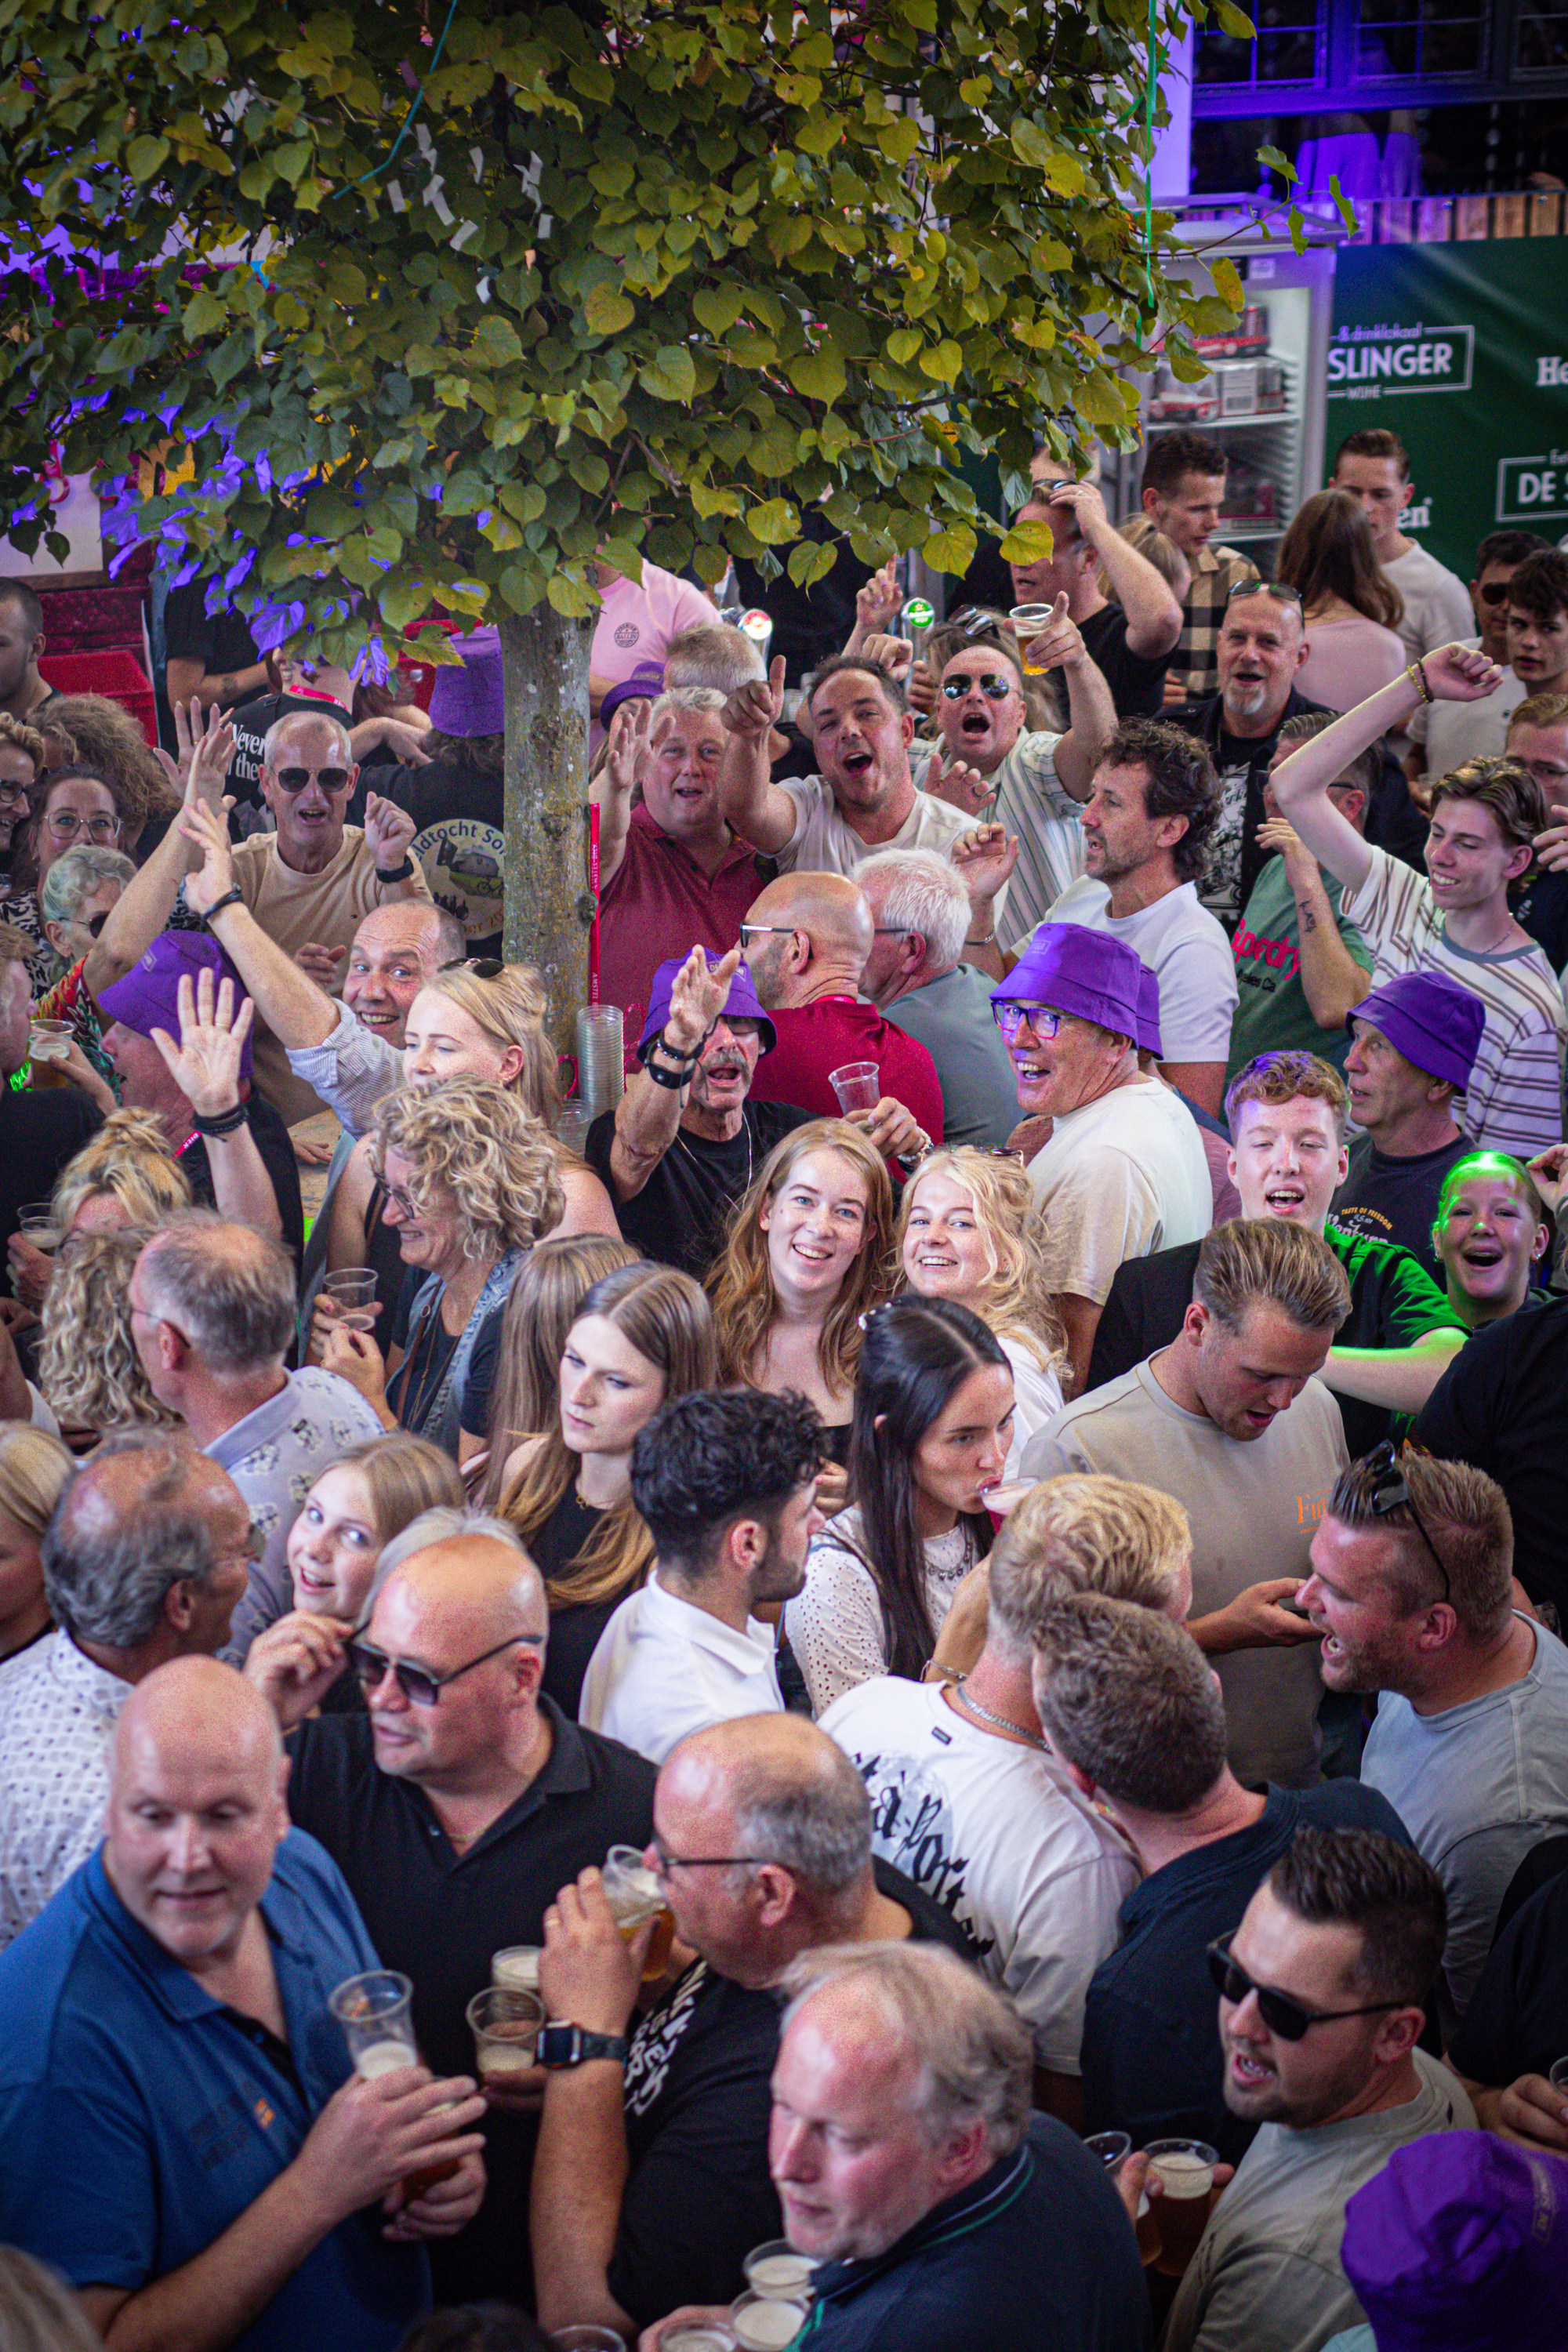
[785,1295,1014,1713]
[1278,488,1407,713]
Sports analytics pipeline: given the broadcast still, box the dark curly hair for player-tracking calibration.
[630,1388,827,1579]
[1094,716,1221,884]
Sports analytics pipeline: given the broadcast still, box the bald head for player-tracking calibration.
[344,899,465,1046]
[374,1533,547,1646]
[114,1655,282,1789]
[664,1712,871,1901]
[742,873,873,1008]
[363,1531,548,1787]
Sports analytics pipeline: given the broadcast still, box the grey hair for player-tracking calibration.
[263,706,354,769]
[42,1432,230,1649]
[854,848,970,972]
[662,622,766,694]
[358,1504,532,1628]
[39,844,136,928]
[648,686,728,732]
[779,1944,1032,2160]
[138,1214,296,1376]
[725,1733,872,1899]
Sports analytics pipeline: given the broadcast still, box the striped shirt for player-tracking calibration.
[1170,541,1259,702]
[1342,845,1566,1159]
[909,731,1083,950]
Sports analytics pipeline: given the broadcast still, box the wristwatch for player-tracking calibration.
[375,855,416,883]
[538,2020,630,2070]
[202,886,245,926]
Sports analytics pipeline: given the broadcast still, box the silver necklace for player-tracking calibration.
[674,1112,752,1193]
[949,1681,1048,1751]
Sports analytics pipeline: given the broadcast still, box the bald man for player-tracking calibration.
[247,1510,658,2309]
[528,1712,975,2337]
[0,1657,487,2352]
[740,870,945,1149]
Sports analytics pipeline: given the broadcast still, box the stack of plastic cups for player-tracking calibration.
[575,1005,626,1121]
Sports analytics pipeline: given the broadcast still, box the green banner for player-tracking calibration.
[1326,240,1568,578]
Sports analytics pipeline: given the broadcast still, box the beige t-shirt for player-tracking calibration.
[232,829,431,1127]
[1025,1077,1213,1305]
[1022,1360,1348,1788]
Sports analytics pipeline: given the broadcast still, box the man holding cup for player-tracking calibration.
[0,1657,486,2352]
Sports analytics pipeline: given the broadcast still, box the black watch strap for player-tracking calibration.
[375,855,416,884]
[203,887,245,926]
[538,2020,630,2070]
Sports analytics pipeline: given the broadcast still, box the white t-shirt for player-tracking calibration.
[1038,877,1239,1065]
[908,732,1082,949]
[786,1507,978,1715]
[777,771,972,873]
[997,1330,1064,1479]
[820,1675,1138,2071]
[1025,1077,1214,1304]
[1341,843,1566,1158]
[579,1575,784,1766]
[1383,542,1475,667]
[1406,636,1525,767]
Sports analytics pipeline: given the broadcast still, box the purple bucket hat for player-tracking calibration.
[1341,2132,1568,2352]
[637,952,777,1061]
[427,627,504,738]
[992,923,1142,1041]
[97,931,254,1080]
[1135,964,1163,1058]
[1347,970,1484,1091]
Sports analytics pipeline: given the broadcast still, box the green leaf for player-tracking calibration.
[274,140,314,187]
[1214,0,1256,38]
[693,285,746,337]
[584,284,636,336]
[793,344,847,405]
[998,517,1057,562]
[1211,257,1245,314]
[1074,375,1134,430]
[1329,174,1359,238]
[787,539,839,590]
[1011,119,1052,169]
[923,524,977,574]
[878,114,921,169]
[1257,145,1298,186]
[546,572,598,618]
[749,498,800,544]
[183,285,226,339]
[125,136,169,182]
[637,344,697,404]
[379,577,429,630]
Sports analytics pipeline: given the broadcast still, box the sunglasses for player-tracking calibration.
[274,765,351,794]
[941,673,1015,702]
[991,1001,1065,1040]
[1225,579,1303,608]
[1363,1438,1451,1604]
[738,923,797,952]
[1479,580,1513,604]
[944,604,1011,640]
[1207,1935,1404,2042]
[441,957,504,978]
[347,1631,543,1707]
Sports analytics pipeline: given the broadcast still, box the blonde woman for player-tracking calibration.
[38,1229,179,1443]
[500,1258,716,1715]
[709,1119,893,1475]
[898,1146,1069,1471]
[0,1423,74,1664]
[472,1234,641,1510]
[5,1108,194,1316]
[321,1077,564,1456]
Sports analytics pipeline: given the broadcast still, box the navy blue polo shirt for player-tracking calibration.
[0,1833,427,2352]
[797,2114,1149,2351]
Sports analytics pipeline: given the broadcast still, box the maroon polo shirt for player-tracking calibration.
[598,806,764,1034]
[747,998,945,1143]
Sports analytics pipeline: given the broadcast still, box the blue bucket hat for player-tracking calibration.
[992,924,1142,1041]
[637,952,777,1062]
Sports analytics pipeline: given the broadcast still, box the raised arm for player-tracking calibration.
[1270,643,1504,893]
[1055,481,1182,658]
[180,796,341,1052]
[1010,593,1115,801]
[716,656,799,856]
[608,945,741,1201]
[1255,818,1372,1029]
[148,972,281,1241]
[83,703,234,997]
[842,560,904,656]
[590,700,652,894]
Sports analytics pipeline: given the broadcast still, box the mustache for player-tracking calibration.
[702,1052,749,1077]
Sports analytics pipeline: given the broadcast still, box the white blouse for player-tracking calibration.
[997,1332,1064,1480]
[786,1507,979,1716]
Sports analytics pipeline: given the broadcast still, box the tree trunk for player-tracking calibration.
[498,605,594,1051]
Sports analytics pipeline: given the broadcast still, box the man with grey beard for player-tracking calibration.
[585,942,811,1278]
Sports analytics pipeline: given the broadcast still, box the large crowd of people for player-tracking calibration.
[2,420,1568,2350]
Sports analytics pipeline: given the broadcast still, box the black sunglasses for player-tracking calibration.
[1479,580,1513,604]
[440,957,504,978]
[348,1631,542,1707]
[1363,1439,1451,1603]
[940,673,1015,702]
[274,765,351,794]
[1206,1936,1404,2042]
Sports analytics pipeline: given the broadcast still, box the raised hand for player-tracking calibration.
[604,698,653,800]
[952,823,1021,909]
[1527,1143,1568,1215]
[179,793,238,920]
[925,753,994,820]
[1255,815,1319,890]
[1047,478,1110,539]
[906,656,936,717]
[860,631,914,683]
[723,654,786,746]
[1019,590,1083,674]
[855,558,903,637]
[149,967,255,1119]
[296,941,347,988]
[1421,643,1504,702]
[848,1095,929,1160]
[665,942,743,1056]
[171,698,238,809]
[365,792,417,873]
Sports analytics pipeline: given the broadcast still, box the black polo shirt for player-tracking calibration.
[1085,1221,1457,1461]
[586,1101,812,1280]
[285,1698,657,2308]
[1047,602,1171,723]
[1450,1857,1568,2090]
[1413,1297,1568,1618]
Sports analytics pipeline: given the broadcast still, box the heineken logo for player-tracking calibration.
[1327,323,1474,397]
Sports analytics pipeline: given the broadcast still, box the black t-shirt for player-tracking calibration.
[158,582,261,746]
[0,1084,101,1298]
[1082,1780,1412,2165]
[532,1490,615,1719]
[1047,603,1171,723]
[608,1858,975,2328]
[285,1699,657,2307]
[731,514,863,688]
[1332,1131,1474,1285]
[382,757,505,956]
[387,1268,505,1443]
[806,2114,1150,2352]
[1450,1857,1568,2089]
[1087,1223,1457,1460]
[586,1102,812,1280]
[1413,1298,1568,1617]
[1511,863,1568,972]
[184,1088,305,1269]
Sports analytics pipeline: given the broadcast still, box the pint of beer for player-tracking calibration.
[601,1846,676,1982]
[1146,2138,1218,2274]
[329,1967,463,2197]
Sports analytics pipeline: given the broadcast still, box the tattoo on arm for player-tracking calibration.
[216,675,237,702]
[1295,899,1318,933]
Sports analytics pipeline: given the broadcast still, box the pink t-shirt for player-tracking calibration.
[591,564,720,751]
[1295,615,1407,714]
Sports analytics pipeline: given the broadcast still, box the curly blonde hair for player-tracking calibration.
[33,694,179,839]
[708,1120,895,1399]
[0,1422,73,1539]
[39,1227,180,1436]
[896,1148,1067,1380]
[50,1109,193,1236]
[0,711,45,779]
[413,962,562,1131]
[370,1077,564,1263]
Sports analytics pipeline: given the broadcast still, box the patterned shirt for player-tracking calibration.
[908,732,1081,951]
[1170,542,1259,703]
[0,1631,129,1951]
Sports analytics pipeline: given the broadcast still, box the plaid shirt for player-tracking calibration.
[1169,541,1259,702]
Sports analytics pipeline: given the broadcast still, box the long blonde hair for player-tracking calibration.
[39,1228,180,1436]
[709,1120,895,1397]
[50,1109,194,1234]
[500,1260,716,1610]
[415,962,562,1131]
[0,1422,73,1537]
[897,1148,1067,1379]
[474,1234,641,1512]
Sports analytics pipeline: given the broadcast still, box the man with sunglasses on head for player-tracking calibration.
[243,1508,659,2312]
[1161,1824,1471,2352]
[525,1711,971,2340]
[1298,1446,1568,2021]
[216,706,431,1132]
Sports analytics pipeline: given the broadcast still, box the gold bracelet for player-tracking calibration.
[1406,660,1433,705]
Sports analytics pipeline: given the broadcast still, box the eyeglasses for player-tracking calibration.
[941,673,1015,702]
[1206,1934,1404,2042]
[738,924,797,952]
[872,925,911,938]
[380,1180,420,1219]
[347,1632,543,1707]
[1363,1438,1451,1604]
[85,910,111,938]
[0,781,31,808]
[990,1000,1065,1040]
[45,812,120,842]
[1225,579,1303,608]
[440,957,504,978]
[273,765,351,794]
[651,1837,766,1877]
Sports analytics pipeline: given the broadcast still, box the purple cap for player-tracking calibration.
[637,953,776,1060]
[600,660,666,729]
[1341,2133,1568,2352]
[97,931,254,1080]
[427,628,503,738]
[1347,971,1484,1091]
[1136,964,1163,1058]
[993,924,1142,1041]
